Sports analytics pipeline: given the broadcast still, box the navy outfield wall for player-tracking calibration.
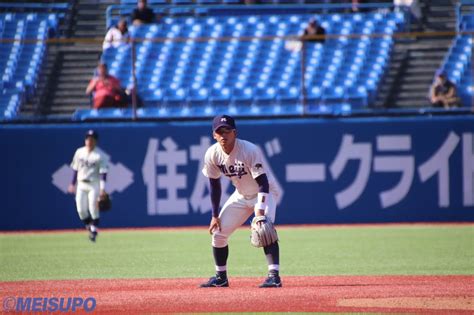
[1,115,473,230]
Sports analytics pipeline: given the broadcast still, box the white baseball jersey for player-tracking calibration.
[202,138,280,198]
[71,146,109,182]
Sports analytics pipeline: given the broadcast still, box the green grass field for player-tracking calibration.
[1,225,473,281]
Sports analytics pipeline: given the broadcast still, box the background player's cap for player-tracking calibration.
[85,129,98,140]
[212,115,236,132]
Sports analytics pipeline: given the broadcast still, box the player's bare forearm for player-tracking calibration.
[446,87,455,98]
[85,79,98,95]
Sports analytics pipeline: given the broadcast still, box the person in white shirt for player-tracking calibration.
[200,115,282,288]
[68,130,109,242]
[103,18,130,50]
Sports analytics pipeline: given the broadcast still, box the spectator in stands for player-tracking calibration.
[394,0,424,31]
[302,18,326,44]
[285,18,326,52]
[86,63,126,109]
[429,70,460,109]
[102,18,130,50]
[351,0,361,12]
[131,0,155,26]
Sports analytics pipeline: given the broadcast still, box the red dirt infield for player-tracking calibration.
[1,275,473,313]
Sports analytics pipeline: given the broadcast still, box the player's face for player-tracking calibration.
[85,137,97,150]
[213,127,236,154]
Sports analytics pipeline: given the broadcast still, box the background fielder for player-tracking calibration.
[201,115,282,288]
[68,130,109,242]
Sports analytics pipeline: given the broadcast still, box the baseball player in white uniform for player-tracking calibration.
[68,130,109,242]
[200,115,282,288]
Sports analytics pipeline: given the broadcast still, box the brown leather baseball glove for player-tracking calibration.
[250,215,278,247]
[98,193,112,212]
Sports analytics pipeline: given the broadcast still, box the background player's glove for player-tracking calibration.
[250,215,278,248]
[98,193,112,212]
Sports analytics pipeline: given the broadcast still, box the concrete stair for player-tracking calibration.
[40,0,120,116]
[377,39,453,108]
[423,0,458,31]
[73,0,116,38]
[47,49,101,115]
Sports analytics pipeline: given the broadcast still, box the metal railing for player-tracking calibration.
[106,2,394,29]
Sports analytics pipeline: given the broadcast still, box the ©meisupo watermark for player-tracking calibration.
[3,296,96,313]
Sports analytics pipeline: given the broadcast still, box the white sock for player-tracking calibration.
[90,225,97,232]
[215,265,227,272]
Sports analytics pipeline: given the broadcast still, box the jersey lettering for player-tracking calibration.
[219,162,248,179]
[79,158,97,168]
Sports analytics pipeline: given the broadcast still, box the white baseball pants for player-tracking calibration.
[75,181,100,220]
[212,190,277,248]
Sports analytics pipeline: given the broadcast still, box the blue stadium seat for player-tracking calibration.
[0,12,61,120]
[209,87,231,106]
[73,108,134,121]
[0,89,22,119]
[188,87,208,106]
[172,0,195,4]
[163,87,187,107]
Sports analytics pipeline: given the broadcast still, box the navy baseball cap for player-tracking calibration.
[212,115,236,132]
[85,129,98,139]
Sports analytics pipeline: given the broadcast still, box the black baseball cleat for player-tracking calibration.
[200,276,229,288]
[89,231,98,242]
[259,274,282,288]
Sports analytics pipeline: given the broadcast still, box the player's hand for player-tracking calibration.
[209,217,221,234]
[99,189,107,198]
[67,184,76,194]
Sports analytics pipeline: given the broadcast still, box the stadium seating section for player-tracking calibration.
[0,12,59,119]
[439,13,473,108]
[1,2,471,121]
[120,0,386,4]
[78,11,405,120]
